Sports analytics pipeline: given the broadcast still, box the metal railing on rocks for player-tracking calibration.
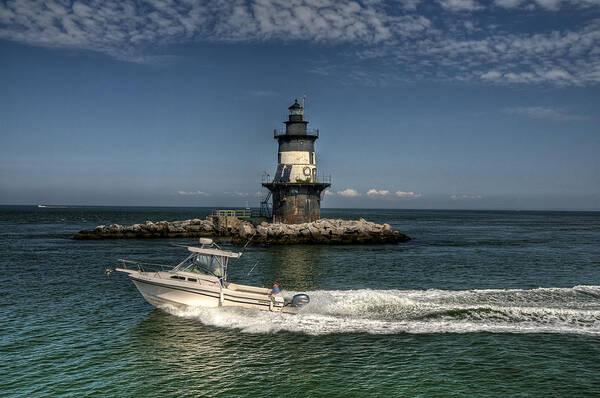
[211,209,253,218]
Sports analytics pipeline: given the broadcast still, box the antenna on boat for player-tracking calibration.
[231,232,256,263]
[242,233,255,251]
[247,260,259,276]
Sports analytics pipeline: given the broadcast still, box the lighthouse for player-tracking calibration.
[262,99,331,224]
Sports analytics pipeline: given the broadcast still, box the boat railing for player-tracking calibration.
[119,259,175,276]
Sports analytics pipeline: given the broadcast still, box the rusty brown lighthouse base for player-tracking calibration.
[262,181,330,224]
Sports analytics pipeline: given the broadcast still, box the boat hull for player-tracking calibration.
[123,271,294,313]
[132,278,220,309]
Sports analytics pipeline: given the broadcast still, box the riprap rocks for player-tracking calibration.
[73,217,410,245]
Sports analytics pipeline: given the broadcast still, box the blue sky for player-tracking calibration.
[0,0,599,210]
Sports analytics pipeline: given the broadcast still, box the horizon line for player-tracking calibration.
[1,204,599,212]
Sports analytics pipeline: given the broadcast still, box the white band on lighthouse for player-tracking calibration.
[274,164,316,183]
[279,151,315,165]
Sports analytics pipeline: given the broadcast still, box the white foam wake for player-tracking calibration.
[162,285,600,336]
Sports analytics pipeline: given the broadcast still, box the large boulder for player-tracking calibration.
[238,222,256,239]
[256,225,268,236]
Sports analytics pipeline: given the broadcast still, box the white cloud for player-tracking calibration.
[338,8,600,87]
[398,0,424,10]
[495,0,526,7]
[366,188,391,197]
[438,0,483,11]
[505,106,588,121]
[533,0,566,10]
[450,194,483,200]
[0,0,599,86]
[396,191,422,199]
[412,21,600,86]
[324,190,336,196]
[0,0,395,62]
[479,67,585,86]
[224,191,249,197]
[496,0,600,9]
[338,188,360,197]
[177,190,210,196]
[481,70,503,81]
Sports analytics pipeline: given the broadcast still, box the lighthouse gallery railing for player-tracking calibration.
[273,128,319,138]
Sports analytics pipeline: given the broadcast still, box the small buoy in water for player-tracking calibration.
[105,268,113,276]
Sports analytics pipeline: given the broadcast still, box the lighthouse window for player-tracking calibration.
[278,153,281,163]
[310,152,314,164]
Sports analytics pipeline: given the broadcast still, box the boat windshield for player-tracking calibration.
[175,253,228,278]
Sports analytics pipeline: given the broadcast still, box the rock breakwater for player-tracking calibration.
[73,217,410,245]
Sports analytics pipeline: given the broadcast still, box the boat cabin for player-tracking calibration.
[173,241,241,282]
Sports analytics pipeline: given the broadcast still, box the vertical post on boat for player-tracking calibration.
[219,257,226,306]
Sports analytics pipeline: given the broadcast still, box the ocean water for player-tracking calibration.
[1,206,599,397]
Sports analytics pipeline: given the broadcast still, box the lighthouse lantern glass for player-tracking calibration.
[290,108,303,116]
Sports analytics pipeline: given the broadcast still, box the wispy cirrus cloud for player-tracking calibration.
[494,0,526,7]
[1,0,599,86]
[387,20,600,87]
[395,0,600,11]
[0,0,394,62]
[438,0,484,11]
[496,0,600,10]
[450,194,483,200]
[505,106,589,121]
[396,191,422,199]
[224,191,249,197]
[398,0,424,10]
[177,190,210,196]
[0,0,208,62]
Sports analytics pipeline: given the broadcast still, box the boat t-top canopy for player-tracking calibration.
[170,240,242,280]
[187,246,242,259]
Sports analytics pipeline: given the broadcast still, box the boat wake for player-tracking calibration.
[162,285,600,336]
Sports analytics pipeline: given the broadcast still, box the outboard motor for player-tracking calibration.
[291,294,310,308]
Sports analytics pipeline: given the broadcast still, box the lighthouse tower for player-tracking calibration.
[262,99,330,224]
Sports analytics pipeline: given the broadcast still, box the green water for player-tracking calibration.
[1,207,599,396]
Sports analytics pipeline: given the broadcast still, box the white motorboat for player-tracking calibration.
[115,238,310,313]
